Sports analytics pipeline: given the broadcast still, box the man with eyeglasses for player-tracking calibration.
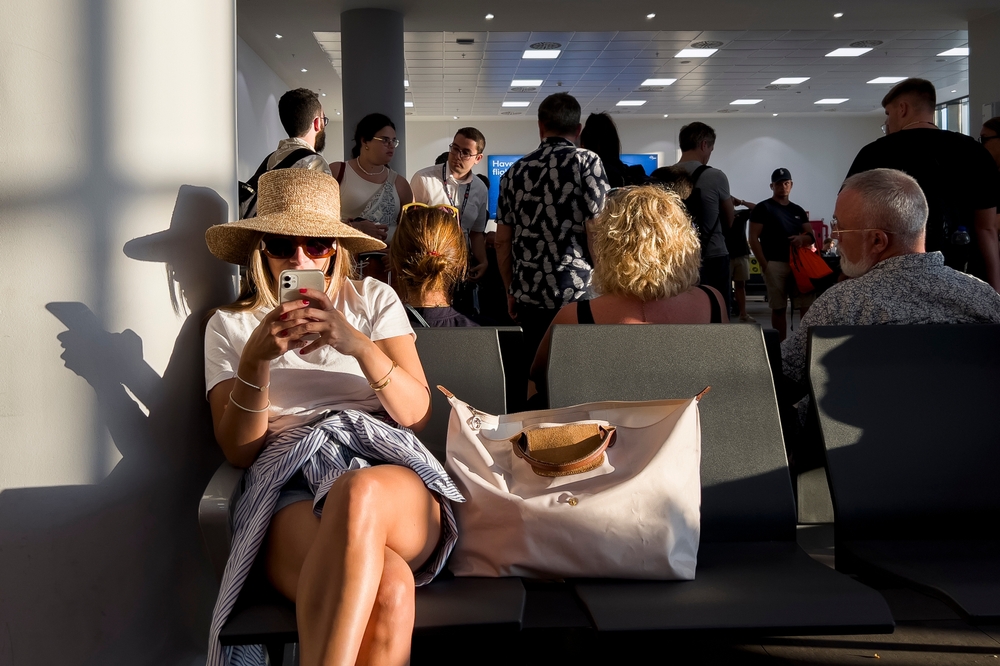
[846,78,1000,292]
[780,169,1000,386]
[240,88,331,218]
[410,128,490,280]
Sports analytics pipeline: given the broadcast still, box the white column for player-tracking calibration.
[969,9,1000,129]
[0,0,236,660]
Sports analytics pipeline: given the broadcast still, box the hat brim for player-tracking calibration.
[205,211,387,265]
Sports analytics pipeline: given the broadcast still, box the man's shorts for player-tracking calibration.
[730,255,750,282]
[764,260,817,310]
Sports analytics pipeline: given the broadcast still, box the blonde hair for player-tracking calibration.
[220,232,355,312]
[389,207,468,304]
[591,186,701,301]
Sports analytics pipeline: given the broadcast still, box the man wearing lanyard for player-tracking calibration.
[410,128,490,279]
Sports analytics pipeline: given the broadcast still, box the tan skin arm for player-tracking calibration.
[208,291,430,468]
[720,196,736,230]
[468,231,488,280]
[495,223,516,319]
[790,222,816,249]
[748,221,767,272]
[973,207,1000,291]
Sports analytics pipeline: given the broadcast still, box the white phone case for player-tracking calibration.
[278,269,326,303]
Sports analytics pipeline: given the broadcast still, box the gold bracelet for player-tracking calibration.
[229,392,270,413]
[236,374,269,392]
[369,361,398,391]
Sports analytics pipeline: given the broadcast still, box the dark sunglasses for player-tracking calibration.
[261,235,337,259]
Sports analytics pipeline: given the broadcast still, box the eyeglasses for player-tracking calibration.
[981,135,999,144]
[322,116,330,127]
[261,235,337,259]
[448,143,480,160]
[370,135,400,148]
[880,122,888,135]
[830,219,893,239]
[401,202,460,218]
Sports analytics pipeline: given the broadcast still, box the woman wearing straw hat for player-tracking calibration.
[203,168,463,666]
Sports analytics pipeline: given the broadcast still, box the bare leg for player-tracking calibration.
[771,307,788,341]
[266,466,442,666]
[734,280,747,318]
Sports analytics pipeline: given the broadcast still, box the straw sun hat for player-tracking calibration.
[205,168,387,265]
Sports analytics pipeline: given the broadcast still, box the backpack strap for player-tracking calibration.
[576,299,595,324]
[689,164,711,187]
[405,304,431,328]
[271,147,317,172]
[696,285,723,323]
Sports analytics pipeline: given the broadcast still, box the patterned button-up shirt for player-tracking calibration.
[782,252,1000,383]
[497,137,610,309]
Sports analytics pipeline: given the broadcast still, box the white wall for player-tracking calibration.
[0,0,236,662]
[970,10,1000,130]
[405,115,883,223]
[237,38,345,179]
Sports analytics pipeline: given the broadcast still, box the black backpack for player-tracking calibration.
[238,147,316,218]
[682,165,716,248]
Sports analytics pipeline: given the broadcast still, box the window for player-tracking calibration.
[935,96,970,135]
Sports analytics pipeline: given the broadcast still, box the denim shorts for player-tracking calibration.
[274,471,315,514]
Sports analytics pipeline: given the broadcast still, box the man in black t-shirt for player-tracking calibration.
[748,168,816,341]
[847,78,1000,291]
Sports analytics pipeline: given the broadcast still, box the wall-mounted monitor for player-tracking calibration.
[621,153,659,176]
[487,155,523,220]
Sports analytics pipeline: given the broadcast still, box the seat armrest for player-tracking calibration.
[199,461,246,582]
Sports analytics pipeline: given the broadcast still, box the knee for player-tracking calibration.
[327,469,390,534]
[375,562,414,618]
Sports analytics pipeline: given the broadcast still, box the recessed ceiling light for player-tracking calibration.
[641,78,677,86]
[511,79,543,86]
[663,114,669,117]
[523,49,560,59]
[938,47,969,56]
[773,113,779,116]
[772,77,810,85]
[275,34,283,39]
[731,99,763,105]
[951,89,957,93]
[646,12,656,19]
[815,98,849,104]
[453,116,459,119]
[868,77,907,84]
[321,93,326,97]
[826,47,872,57]
[404,80,409,87]
[404,101,414,108]
[833,12,844,18]
[616,100,646,107]
[502,101,530,107]
[485,13,494,19]
[675,48,717,58]
[300,68,308,72]
[336,111,340,115]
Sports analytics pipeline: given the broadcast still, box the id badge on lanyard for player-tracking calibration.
[442,164,471,223]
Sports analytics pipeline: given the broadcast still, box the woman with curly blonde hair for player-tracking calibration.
[530,185,727,387]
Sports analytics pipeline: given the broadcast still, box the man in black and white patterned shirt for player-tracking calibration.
[495,92,610,371]
[782,168,1000,384]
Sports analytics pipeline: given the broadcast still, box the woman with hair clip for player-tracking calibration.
[389,203,479,327]
[330,113,414,281]
[529,185,727,401]
[202,168,461,666]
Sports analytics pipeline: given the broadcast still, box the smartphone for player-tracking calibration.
[279,269,326,303]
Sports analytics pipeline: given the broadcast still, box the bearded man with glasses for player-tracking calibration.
[780,168,1000,386]
[409,128,490,281]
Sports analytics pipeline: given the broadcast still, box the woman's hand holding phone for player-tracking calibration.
[242,299,316,363]
[284,288,371,357]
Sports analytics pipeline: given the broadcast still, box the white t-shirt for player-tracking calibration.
[410,164,489,235]
[204,278,414,434]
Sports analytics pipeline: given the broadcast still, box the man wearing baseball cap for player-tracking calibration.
[748,168,816,340]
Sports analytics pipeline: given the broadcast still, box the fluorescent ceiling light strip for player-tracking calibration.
[404,101,413,107]
[511,79,543,86]
[938,47,969,56]
[502,101,530,107]
[815,98,849,104]
[826,47,872,57]
[616,100,646,106]
[523,50,560,59]
[675,48,717,57]
[868,77,906,84]
[641,78,677,86]
[730,99,762,105]
[771,77,809,85]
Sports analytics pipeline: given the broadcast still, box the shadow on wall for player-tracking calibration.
[0,186,233,666]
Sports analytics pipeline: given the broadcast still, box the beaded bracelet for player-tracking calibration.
[229,392,270,413]
[236,374,270,392]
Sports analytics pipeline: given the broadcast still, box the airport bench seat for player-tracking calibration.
[545,324,894,635]
[808,324,1000,621]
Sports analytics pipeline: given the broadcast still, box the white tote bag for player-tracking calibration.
[442,387,703,580]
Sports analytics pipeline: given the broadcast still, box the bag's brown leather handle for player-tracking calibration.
[512,426,617,477]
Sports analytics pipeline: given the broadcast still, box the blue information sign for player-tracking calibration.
[487,155,523,220]
[621,153,658,176]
